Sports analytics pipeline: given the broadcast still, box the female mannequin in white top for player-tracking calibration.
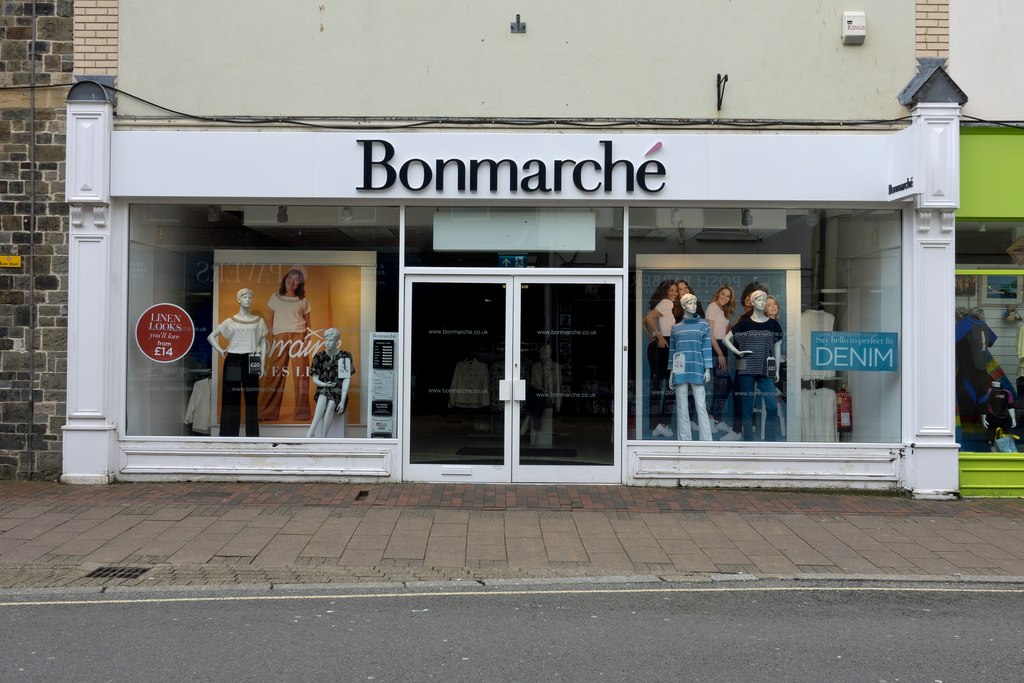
[208,288,268,437]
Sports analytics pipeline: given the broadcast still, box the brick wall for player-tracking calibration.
[74,0,116,74]
[0,2,74,480]
[917,0,949,57]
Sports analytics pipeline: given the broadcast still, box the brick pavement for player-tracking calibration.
[1,481,1023,590]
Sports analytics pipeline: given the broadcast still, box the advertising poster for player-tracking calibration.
[212,250,376,428]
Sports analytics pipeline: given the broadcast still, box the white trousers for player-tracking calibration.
[675,383,713,441]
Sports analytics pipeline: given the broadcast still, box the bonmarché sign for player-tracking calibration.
[357,139,667,194]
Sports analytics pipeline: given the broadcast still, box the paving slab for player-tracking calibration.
[0,481,1022,590]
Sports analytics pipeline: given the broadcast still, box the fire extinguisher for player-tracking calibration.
[836,383,853,432]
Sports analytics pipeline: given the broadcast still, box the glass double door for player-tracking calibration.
[403,275,620,483]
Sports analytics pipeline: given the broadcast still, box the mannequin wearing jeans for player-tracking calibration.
[722,290,783,441]
[208,288,268,437]
[669,294,713,441]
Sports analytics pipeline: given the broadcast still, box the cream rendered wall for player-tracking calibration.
[948,0,1022,118]
[117,0,914,120]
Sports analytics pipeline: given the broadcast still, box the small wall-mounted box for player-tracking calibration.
[842,11,866,45]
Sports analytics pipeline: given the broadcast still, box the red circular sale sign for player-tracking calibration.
[135,303,195,363]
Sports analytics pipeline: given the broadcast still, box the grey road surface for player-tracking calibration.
[2,580,1022,682]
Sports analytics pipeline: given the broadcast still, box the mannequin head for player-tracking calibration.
[681,293,698,316]
[750,290,768,311]
[323,327,341,350]
[279,269,306,298]
[739,281,767,313]
[236,288,254,307]
[538,344,551,361]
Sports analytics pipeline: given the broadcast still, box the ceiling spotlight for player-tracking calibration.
[276,205,288,223]
[207,205,221,223]
[741,208,753,227]
[341,206,354,223]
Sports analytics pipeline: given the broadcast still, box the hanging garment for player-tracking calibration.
[449,358,490,408]
[800,309,836,380]
[184,377,213,434]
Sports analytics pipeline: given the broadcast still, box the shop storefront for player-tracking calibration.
[62,84,964,496]
[955,128,1024,497]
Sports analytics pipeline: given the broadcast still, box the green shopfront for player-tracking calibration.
[956,128,1024,496]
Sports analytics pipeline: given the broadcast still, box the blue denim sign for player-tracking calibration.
[811,331,898,372]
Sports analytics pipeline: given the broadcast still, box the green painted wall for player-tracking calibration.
[959,129,1024,220]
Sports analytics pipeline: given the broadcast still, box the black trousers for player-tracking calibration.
[220,352,260,437]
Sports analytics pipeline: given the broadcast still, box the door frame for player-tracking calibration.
[401,272,622,483]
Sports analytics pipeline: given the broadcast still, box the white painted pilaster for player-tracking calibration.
[62,96,116,484]
[903,102,961,499]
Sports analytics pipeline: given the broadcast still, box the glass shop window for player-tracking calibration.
[954,221,1024,454]
[126,204,399,439]
[627,208,902,444]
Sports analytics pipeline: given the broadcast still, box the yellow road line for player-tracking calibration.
[2,584,1023,607]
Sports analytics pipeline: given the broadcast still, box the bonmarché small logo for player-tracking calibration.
[888,177,913,195]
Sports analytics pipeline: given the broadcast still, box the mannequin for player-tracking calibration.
[207,288,268,437]
[306,327,354,438]
[722,290,783,441]
[669,293,713,441]
[526,344,561,446]
[981,380,1016,435]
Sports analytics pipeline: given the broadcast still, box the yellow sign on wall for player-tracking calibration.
[0,255,22,268]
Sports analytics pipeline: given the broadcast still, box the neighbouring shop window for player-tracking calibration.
[127,204,399,439]
[954,221,1024,454]
[628,207,902,444]
[405,206,623,268]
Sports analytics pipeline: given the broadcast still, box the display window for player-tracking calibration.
[126,204,399,439]
[954,222,1024,454]
[628,208,902,444]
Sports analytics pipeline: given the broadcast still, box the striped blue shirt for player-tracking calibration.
[668,318,712,385]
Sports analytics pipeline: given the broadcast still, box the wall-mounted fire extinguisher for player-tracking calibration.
[836,383,853,432]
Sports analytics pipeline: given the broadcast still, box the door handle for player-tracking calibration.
[500,379,527,401]
[514,379,526,401]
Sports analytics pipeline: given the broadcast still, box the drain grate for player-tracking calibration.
[84,566,150,580]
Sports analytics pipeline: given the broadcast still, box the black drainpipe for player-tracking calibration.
[25,0,38,479]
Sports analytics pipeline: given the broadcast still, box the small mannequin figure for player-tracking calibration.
[981,380,1017,435]
[207,288,268,437]
[306,328,354,438]
[669,293,713,441]
[722,290,783,441]
[525,344,561,445]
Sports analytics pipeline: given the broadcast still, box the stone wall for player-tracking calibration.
[0,2,74,479]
